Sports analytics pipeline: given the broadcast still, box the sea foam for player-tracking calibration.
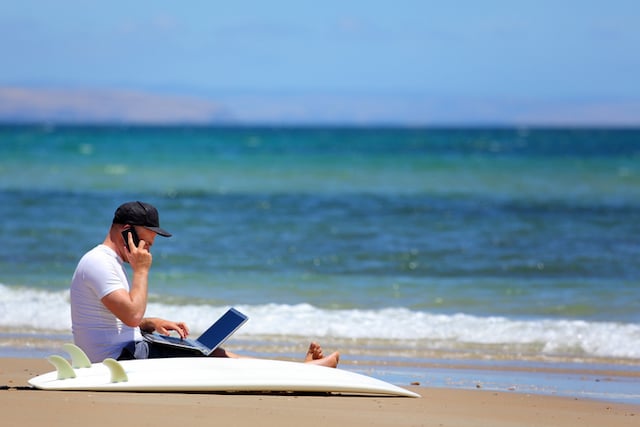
[1,284,638,360]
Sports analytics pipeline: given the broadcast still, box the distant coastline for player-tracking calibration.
[2,86,639,127]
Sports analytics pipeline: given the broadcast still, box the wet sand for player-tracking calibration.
[2,357,638,427]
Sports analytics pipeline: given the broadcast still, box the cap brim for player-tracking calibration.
[143,226,172,237]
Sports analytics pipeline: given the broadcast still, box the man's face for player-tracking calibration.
[135,226,157,250]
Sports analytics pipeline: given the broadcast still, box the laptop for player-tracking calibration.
[142,307,248,356]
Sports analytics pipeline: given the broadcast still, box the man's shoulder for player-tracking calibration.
[80,245,117,260]
[76,245,121,271]
[72,244,126,292]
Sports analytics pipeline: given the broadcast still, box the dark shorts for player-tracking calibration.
[117,340,204,360]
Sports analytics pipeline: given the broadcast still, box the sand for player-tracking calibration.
[1,357,638,427]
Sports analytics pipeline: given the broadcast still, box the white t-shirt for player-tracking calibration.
[70,244,142,362]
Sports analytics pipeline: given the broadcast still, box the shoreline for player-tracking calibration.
[2,333,640,404]
[1,358,638,427]
[2,348,639,405]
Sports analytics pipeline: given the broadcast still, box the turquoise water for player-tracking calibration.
[1,126,639,367]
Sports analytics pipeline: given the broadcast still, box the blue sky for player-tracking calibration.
[1,1,639,125]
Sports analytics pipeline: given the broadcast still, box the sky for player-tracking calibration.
[1,1,639,125]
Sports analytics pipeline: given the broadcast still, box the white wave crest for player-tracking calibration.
[1,285,639,359]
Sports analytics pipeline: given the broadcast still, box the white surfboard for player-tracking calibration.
[28,344,420,398]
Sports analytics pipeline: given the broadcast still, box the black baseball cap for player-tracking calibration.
[112,201,172,237]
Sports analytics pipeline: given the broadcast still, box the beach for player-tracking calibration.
[1,126,639,422]
[2,357,638,427]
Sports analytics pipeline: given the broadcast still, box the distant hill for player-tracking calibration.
[0,87,232,124]
[1,86,639,127]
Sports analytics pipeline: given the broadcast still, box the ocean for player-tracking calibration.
[1,126,639,400]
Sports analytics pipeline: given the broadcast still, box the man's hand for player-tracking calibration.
[140,317,190,339]
[125,233,152,273]
[101,225,159,328]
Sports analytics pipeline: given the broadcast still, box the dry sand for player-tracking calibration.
[1,357,638,427]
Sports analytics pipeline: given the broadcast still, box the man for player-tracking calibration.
[70,201,339,368]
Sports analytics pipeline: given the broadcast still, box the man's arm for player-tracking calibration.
[139,317,189,338]
[102,293,189,338]
[101,288,147,327]
[102,232,189,338]
[101,232,151,327]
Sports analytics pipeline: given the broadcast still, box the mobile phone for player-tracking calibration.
[121,227,140,251]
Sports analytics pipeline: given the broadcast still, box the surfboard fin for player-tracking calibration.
[47,355,77,380]
[63,343,92,369]
[103,358,128,383]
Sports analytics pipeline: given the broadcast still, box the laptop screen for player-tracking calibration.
[197,307,249,349]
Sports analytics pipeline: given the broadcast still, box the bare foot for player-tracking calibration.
[304,342,339,368]
[305,342,324,362]
[307,351,340,368]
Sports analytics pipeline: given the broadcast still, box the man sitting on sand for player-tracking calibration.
[70,201,339,367]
